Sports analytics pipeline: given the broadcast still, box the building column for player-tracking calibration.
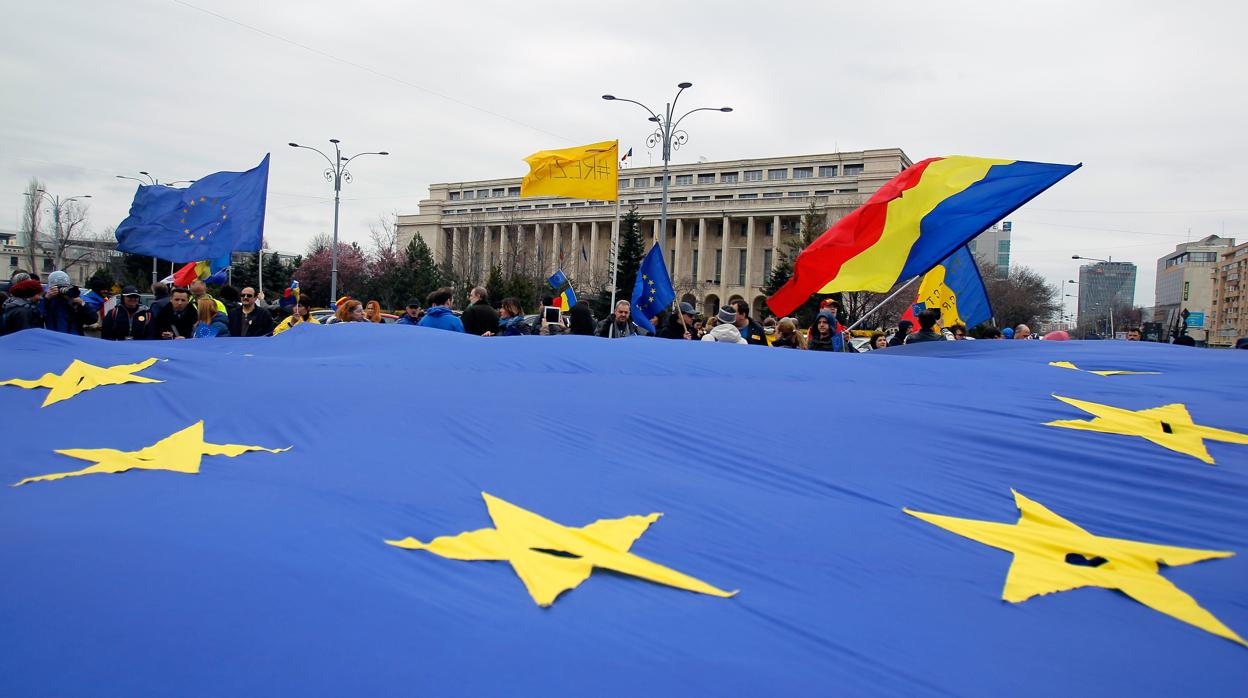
[533,223,542,274]
[674,218,685,286]
[652,219,660,247]
[720,215,730,302]
[453,226,465,271]
[498,224,507,266]
[571,221,581,279]
[746,216,757,296]
[590,221,600,283]
[697,218,707,288]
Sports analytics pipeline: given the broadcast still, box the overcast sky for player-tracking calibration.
[3,0,1245,309]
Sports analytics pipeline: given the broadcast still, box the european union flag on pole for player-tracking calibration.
[115,155,270,263]
[630,243,674,333]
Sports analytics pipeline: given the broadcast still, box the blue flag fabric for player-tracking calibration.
[630,243,675,333]
[548,269,577,309]
[115,155,270,263]
[1,329,1247,696]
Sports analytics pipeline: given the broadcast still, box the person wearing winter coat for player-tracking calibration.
[806,311,841,352]
[417,287,465,333]
[658,302,698,340]
[192,298,231,338]
[272,297,320,335]
[701,306,748,344]
[39,271,97,336]
[596,300,647,338]
[100,286,152,340]
[461,287,499,336]
[488,298,533,336]
[0,279,44,336]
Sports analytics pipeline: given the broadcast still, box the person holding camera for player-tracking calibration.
[39,270,97,336]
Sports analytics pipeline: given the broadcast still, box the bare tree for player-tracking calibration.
[20,178,44,272]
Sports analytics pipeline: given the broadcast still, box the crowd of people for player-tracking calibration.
[4,268,1244,350]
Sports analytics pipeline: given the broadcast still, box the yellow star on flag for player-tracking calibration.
[13,421,290,486]
[1049,361,1160,376]
[1046,394,1248,464]
[386,492,737,607]
[906,490,1245,647]
[1,358,162,407]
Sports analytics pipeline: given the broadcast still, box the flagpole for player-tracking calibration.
[609,196,621,314]
[842,276,920,334]
[257,249,263,299]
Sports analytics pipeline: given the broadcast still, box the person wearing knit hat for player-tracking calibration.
[39,270,96,335]
[0,279,44,335]
[701,305,748,344]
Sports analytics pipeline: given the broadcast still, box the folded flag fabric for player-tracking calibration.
[1,329,1246,697]
[164,254,232,287]
[900,245,993,330]
[768,156,1078,317]
[630,243,675,333]
[115,155,269,263]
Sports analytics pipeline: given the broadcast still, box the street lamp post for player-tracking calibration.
[601,83,732,263]
[25,189,92,274]
[116,173,196,284]
[289,140,389,304]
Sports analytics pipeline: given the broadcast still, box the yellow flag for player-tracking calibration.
[520,140,618,201]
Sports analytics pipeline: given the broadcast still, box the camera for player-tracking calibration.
[58,285,80,299]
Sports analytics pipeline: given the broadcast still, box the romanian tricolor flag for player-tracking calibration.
[899,245,993,330]
[767,156,1078,317]
[548,269,577,311]
[165,254,231,287]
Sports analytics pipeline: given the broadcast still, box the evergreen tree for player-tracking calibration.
[400,236,445,306]
[485,264,506,307]
[613,206,646,304]
[761,202,835,325]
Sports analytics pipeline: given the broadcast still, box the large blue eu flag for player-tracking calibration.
[115,154,269,262]
[630,243,675,333]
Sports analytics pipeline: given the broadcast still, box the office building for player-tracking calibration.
[967,221,1011,277]
[396,149,913,317]
[1153,235,1235,343]
[1077,261,1137,335]
[1209,240,1248,348]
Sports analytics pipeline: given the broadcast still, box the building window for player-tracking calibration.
[692,195,711,201]
[739,193,758,199]
[692,250,699,279]
[714,194,734,200]
[787,191,809,197]
[697,173,715,184]
[714,249,722,283]
[997,254,1009,267]
[818,165,838,177]
[508,186,521,196]
[675,174,693,186]
[634,177,650,187]
[737,250,747,284]
[998,240,1011,253]
[534,204,549,209]
[763,192,782,198]
[763,248,773,275]
[42,258,54,272]
[744,170,762,182]
[844,164,864,176]
[793,167,813,179]
[670,197,687,202]
[449,191,461,201]
[628,198,644,204]
[477,189,490,198]
[619,180,630,189]
[767,168,787,180]
[721,172,739,184]
[570,202,585,207]
[814,189,835,195]
[492,188,504,198]
[8,256,16,267]
[462,191,475,200]
[517,205,531,210]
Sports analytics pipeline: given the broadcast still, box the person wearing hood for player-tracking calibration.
[39,270,97,335]
[418,287,465,332]
[0,279,45,335]
[701,305,748,344]
[658,302,698,339]
[806,310,842,351]
[887,319,913,347]
[101,286,152,340]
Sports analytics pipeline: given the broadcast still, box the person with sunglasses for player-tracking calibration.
[228,286,275,337]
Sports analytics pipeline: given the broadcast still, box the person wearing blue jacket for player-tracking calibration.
[417,287,464,333]
[39,270,97,335]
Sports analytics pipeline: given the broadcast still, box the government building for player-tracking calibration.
[397,148,912,318]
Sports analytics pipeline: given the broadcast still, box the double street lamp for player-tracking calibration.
[289,140,389,304]
[24,189,92,274]
[602,82,732,261]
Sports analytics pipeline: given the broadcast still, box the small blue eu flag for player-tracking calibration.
[630,243,675,333]
[115,155,269,263]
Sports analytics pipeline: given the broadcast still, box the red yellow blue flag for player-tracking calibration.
[768,156,1078,316]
